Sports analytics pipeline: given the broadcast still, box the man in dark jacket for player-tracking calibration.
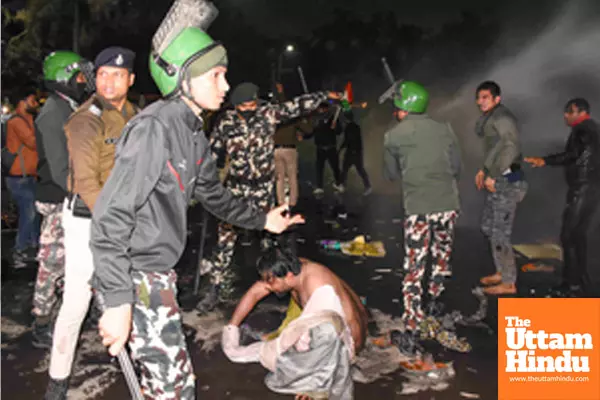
[90,25,304,399]
[31,51,88,349]
[307,103,344,195]
[475,81,528,295]
[340,110,372,195]
[525,98,600,296]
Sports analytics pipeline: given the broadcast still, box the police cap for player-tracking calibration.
[94,47,136,71]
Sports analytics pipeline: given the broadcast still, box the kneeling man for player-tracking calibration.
[222,247,367,399]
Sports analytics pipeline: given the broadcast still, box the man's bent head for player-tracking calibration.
[256,247,301,294]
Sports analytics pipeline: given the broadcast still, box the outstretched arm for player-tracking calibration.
[271,92,340,124]
[229,281,272,326]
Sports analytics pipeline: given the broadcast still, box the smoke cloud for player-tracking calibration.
[350,1,600,241]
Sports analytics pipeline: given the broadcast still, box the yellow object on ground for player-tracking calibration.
[341,235,386,258]
[264,297,303,341]
[513,243,562,261]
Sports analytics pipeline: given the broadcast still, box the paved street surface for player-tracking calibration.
[2,184,597,399]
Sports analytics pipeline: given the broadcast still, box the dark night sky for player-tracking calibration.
[219,0,568,37]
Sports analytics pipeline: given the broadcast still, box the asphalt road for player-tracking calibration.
[2,187,597,399]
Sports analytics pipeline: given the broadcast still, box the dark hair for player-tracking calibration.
[476,81,501,98]
[564,98,590,114]
[256,247,301,278]
[10,87,37,105]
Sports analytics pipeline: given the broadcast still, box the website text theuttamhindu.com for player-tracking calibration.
[508,376,590,383]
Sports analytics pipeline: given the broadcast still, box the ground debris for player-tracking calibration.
[374,268,392,273]
[460,391,481,399]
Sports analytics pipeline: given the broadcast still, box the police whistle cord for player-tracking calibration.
[94,291,144,400]
[193,208,210,295]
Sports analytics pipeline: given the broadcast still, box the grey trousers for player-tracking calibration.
[481,178,528,284]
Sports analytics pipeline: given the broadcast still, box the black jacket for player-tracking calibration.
[307,113,342,148]
[34,94,76,203]
[544,118,600,188]
[341,121,363,152]
[90,98,266,308]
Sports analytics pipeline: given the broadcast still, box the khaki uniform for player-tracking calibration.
[49,94,137,380]
[65,94,138,211]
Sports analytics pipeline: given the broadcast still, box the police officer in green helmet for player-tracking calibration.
[31,50,88,352]
[89,3,304,397]
[383,80,462,355]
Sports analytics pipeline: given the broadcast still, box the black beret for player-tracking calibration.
[94,47,136,71]
[230,82,259,106]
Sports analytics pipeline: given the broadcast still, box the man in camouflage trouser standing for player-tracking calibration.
[198,82,341,311]
[91,8,304,397]
[32,51,88,348]
[475,81,528,295]
[383,82,461,352]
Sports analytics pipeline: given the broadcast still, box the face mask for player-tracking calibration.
[75,82,89,102]
[240,110,254,120]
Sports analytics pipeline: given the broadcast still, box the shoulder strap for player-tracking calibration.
[17,143,25,177]
[9,114,33,130]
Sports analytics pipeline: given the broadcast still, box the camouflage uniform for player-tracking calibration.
[481,177,528,284]
[202,92,328,296]
[33,202,65,317]
[129,270,195,400]
[402,210,458,331]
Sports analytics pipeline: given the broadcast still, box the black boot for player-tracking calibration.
[32,317,53,349]
[44,377,70,400]
[196,284,220,314]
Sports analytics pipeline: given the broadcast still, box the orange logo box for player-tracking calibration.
[498,298,600,400]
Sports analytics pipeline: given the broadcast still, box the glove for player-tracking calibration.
[222,324,262,363]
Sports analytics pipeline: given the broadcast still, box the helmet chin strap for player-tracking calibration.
[180,71,205,114]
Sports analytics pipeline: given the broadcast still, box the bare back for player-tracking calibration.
[291,259,368,352]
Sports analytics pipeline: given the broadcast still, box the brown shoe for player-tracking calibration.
[483,282,517,295]
[480,273,502,286]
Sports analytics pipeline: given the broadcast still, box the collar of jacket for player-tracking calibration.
[172,96,204,132]
[404,113,430,121]
[92,93,136,119]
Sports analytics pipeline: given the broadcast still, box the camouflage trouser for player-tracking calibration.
[481,179,528,284]
[203,180,274,298]
[402,210,458,332]
[33,201,65,317]
[130,270,195,400]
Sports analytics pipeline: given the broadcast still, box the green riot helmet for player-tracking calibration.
[43,51,82,83]
[393,81,429,113]
[149,27,227,97]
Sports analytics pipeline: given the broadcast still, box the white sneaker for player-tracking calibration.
[363,187,373,196]
[313,187,324,195]
[333,184,345,193]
